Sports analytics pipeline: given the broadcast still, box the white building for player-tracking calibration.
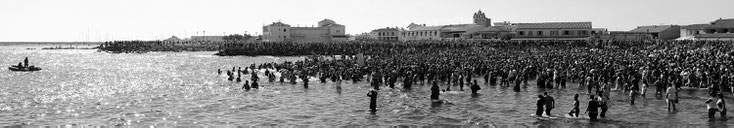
[262,19,347,43]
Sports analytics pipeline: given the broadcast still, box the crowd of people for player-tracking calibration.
[215,39,734,121]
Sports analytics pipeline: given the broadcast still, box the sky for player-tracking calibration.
[1,0,733,42]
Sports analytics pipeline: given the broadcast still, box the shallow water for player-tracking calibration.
[1,44,733,127]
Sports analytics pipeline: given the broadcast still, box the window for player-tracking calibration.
[563,31,570,35]
[283,29,287,32]
[337,30,340,33]
[528,31,533,36]
[537,31,543,36]
[518,31,525,36]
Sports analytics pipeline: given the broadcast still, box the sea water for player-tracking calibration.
[0,44,733,127]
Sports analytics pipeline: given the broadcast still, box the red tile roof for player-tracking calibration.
[516,22,592,29]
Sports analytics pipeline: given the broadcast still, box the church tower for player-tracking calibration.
[473,10,492,27]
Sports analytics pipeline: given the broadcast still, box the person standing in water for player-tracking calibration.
[536,95,545,116]
[251,81,259,89]
[431,81,440,101]
[599,91,609,118]
[568,94,580,117]
[227,71,234,81]
[242,81,251,91]
[706,97,717,119]
[585,95,599,121]
[718,93,727,120]
[666,84,678,112]
[470,80,481,95]
[367,89,378,113]
[544,92,555,116]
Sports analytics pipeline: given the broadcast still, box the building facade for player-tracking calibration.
[400,10,511,41]
[512,22,593,40]
[262,19,347,43]
[678,24,708,40]
[371,27,401,41]
[628,25,681,41]
[401,23,443,41]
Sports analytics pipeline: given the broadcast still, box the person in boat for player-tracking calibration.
[367,89,378,113]
[17,62,22,68]
[24,57,29,67]
[218,69,222,75]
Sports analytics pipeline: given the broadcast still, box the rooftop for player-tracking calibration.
[706,18,734,29]
[629,25,678,33]
[372,27,401,32]
[407,25,445,31]
[266,22,291,27]
[682,24,710,30]
[516,22,592,29]
[441,24,482,32]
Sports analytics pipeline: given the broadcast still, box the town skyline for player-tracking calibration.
[1,0,733,42]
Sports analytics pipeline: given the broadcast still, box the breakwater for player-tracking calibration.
[98,40,235,53]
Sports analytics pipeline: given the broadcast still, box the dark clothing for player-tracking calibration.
[367,90,378,112]
[24,57,28,67]
[470,83,480,94]
[242,82,250,90]
[251,82,259,89]
[536,98,545,116]
[600,101,608,118]
[569,101,579,117]
[719,100,727,118]
[589,111,598,121]
[587,100,599,120]
[431,84,440,100]
[544,96,555,116]
[709,108,718,119]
